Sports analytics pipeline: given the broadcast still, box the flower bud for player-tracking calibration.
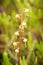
[14,31,19,36]
[16,14,20,20]
[23,38,27,42]
[15,48,19,53]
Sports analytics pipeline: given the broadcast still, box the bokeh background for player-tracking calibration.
[0,0,43,65]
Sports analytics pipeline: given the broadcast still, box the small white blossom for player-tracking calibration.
[23,38,27,42]
[22,20,27,27]
[13,42,17,46]
[19,25,24,30]
[15,48,19,53]
[16,14,20,19]
[15,31,19,36]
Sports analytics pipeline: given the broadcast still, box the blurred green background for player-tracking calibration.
[0,0,43,65]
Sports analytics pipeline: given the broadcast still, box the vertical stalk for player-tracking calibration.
[18,14,23,65]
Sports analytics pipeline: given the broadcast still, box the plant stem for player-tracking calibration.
[18,14,23,65]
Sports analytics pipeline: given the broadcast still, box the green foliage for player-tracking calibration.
[0,0,43,65]
[20,57,27,65]
[2,51,12,65]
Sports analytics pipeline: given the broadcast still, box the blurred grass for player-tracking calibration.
[0,0,43,65]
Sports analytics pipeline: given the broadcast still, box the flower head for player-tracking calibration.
[15,48,19,53]
[21,20,27,28]
[23,38,27,42]
[13,42,18,46]
[14,31,19,36]
[22,21,26,26]
[16,14,20,19]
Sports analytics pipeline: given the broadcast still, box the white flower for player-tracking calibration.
[23,38,27,42]
[22,20,27,27]
[15,31,19,36]
[15,48,19,53]
[16,14,20,19]
[13,42,17,46]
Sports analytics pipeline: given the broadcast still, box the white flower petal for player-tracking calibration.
[15,48,19,53]
[15,31,19,36]
[13,42,17,46]
[16,14,20,19]
[22,20,27,27]
[23,38,27,42]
